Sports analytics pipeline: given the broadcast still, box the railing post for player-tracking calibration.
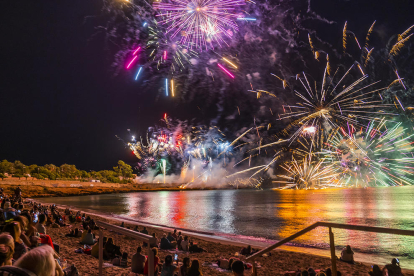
[99,227,103,276]
[252,261,258,276]
[329,227,337,275]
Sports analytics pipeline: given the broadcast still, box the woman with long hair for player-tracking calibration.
[187,259,202,276]
[3,222,27,260]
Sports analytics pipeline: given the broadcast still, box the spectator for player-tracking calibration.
[187,259,202,276]
[232,260,244,276]
[160,234,174,250]
[81,229,95,245]
[385,258,404,276]
[35,214,47,235]
[167,232,175,242]
[141,227,149,235]
[189,242,206,253]
[0,244,64,276]
[172,229,178,240]
[12,216,31,248]
[144,248,160,275]
[3,222,27,260]
[340,245,354,264]
[160,255,178,276]
[180,236,189,251]
[369,265,383,276]
[179,257,191,276]
[0,234,14,267]
[131,246,146,274]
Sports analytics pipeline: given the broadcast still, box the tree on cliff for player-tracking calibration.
[113,160,133,180]
[0,173,6,180]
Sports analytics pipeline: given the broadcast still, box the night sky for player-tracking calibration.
[1,0,413,170]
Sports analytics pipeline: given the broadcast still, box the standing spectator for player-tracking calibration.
[131,246,146,274]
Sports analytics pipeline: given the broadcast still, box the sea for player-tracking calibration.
[38,186,414,269]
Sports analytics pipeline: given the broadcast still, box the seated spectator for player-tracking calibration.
[3,202,16,221]
[12,216,31,248]
[189,242,206,253]
[144,248,160,275]
[81,226,89,241]
[167,232,175,242]
[308,268,316,276]
[149,233,158,248]
[172,229,178,240]
[340,245,354,264]
[369,265,383,276]
[232,260,244,276]
[160,234,174,250]
[131,246,146,274]
[81,229,95,245]
[385,258,403,276]
[187,259,202,276]
[104,238,121,259]
[141,227,149,235]
[20,213,36,239]
[91,237,107,259]
[0,244,64,276]
[0,234,14,267]
[3,222,27,260]
[161,255,178,276]
[133,225,139,232]
[179,257,190,276]
[180,236,189,251]
[240,245,252,256]
[177,234,183,248]
[35,214,47,235]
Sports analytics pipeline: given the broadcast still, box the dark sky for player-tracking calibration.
[1,0,413,170]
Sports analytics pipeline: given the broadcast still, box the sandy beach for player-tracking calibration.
[31,201,414,276]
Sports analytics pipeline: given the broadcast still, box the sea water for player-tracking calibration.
[38,186,414,268]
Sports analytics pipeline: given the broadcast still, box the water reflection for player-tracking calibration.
[39,187,414,267]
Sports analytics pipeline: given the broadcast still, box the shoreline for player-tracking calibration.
[1,178,243,198]
[33,199,414,276]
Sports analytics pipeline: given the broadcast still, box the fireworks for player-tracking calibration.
[146,22,198,74]
[153,0,246,50]
[263,63,396,146]
[274,155,341,189]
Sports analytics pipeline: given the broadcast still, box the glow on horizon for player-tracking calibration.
[217,64,235,78]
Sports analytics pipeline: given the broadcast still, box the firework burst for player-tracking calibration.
[320,119,414,187]
[154,0,246,50]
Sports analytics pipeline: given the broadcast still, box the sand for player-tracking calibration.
[36,204,414,276]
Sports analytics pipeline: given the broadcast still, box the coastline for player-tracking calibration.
[0,178,233,198]
[33,199,414,276]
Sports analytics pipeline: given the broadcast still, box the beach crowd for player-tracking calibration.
[0,187,408,276]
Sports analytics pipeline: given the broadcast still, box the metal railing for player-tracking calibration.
[96,221,157,276]
[246,222,414,276]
